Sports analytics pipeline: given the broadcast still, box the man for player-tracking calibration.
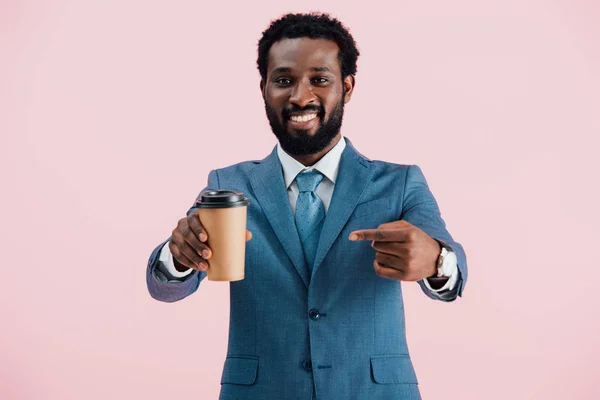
[146,12,467,400]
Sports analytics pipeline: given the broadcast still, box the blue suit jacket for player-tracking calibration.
[146,138,468,400]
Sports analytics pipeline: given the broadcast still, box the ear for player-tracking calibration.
[343,75,355,104]
[260,79,265,99]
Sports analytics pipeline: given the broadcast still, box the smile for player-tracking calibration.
[289,113,318,123]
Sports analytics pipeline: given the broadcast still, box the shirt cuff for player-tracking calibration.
[158,241,194,279]
[423,250,459,292]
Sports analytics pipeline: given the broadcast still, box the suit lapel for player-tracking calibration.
[248,147,310,289]
[311,139,373,278]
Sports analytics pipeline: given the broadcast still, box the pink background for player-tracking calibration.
[2,0,599,399]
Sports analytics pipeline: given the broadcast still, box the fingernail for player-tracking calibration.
[349,233,358,241]
[202,249,210,258]
[199,233,207,242]
[199,261,207,270]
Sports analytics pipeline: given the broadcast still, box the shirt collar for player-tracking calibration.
[277,136,346,189]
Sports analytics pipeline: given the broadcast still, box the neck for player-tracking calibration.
[288,134,341,167]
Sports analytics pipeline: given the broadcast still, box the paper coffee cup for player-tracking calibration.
[195,190,249,281]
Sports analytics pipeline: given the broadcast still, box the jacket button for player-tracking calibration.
[309,309,320,320]
[302,360,312,371]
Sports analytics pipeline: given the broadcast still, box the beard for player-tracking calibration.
[264,92,345,156]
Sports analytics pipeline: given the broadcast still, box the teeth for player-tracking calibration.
[290,114,317,123]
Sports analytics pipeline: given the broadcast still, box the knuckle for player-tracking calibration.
[181,226,190,237]
[400,246,410,257]
[376,253,388,264]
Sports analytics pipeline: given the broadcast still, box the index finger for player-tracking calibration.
[188,211,208,242]
[348,229,408,242]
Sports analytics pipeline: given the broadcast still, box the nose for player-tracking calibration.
[289,80,316,108]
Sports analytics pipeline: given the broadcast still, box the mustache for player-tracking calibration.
[282,105,323,119]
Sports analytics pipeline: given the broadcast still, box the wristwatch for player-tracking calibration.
[436,241,457,278]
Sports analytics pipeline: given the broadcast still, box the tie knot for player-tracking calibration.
[296,171,324,193]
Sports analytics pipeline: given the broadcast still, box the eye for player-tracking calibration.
[275,77,291,85]
[313,77,329,84]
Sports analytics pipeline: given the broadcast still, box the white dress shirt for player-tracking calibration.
[157,137,458,293]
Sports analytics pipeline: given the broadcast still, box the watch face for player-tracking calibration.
[441,250,458,276]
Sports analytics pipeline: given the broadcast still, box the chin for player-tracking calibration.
[288,128,317,137]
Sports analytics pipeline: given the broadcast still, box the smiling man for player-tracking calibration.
[262,37,349,165]
[146,12,468,400]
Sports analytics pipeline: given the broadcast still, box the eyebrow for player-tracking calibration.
[272,66,331,74]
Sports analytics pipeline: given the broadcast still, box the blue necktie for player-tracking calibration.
[295,171,325,272]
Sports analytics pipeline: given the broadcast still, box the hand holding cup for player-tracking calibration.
[169,209,252,273]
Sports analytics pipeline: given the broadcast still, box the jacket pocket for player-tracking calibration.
[220,356,259,385]
[370,354,418,384]
[349,196,393,221]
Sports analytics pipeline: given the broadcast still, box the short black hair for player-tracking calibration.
[257,12,360,81]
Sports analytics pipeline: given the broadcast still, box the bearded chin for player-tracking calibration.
[265,98,345,156]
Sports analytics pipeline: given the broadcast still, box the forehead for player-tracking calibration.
[267,38,341,75]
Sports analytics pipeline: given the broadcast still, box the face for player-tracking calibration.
[261,38,355,156]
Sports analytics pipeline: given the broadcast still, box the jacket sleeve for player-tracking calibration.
[146,169,219,302]
[400,165,468,301]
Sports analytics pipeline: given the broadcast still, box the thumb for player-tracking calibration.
[246,230,253,241]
